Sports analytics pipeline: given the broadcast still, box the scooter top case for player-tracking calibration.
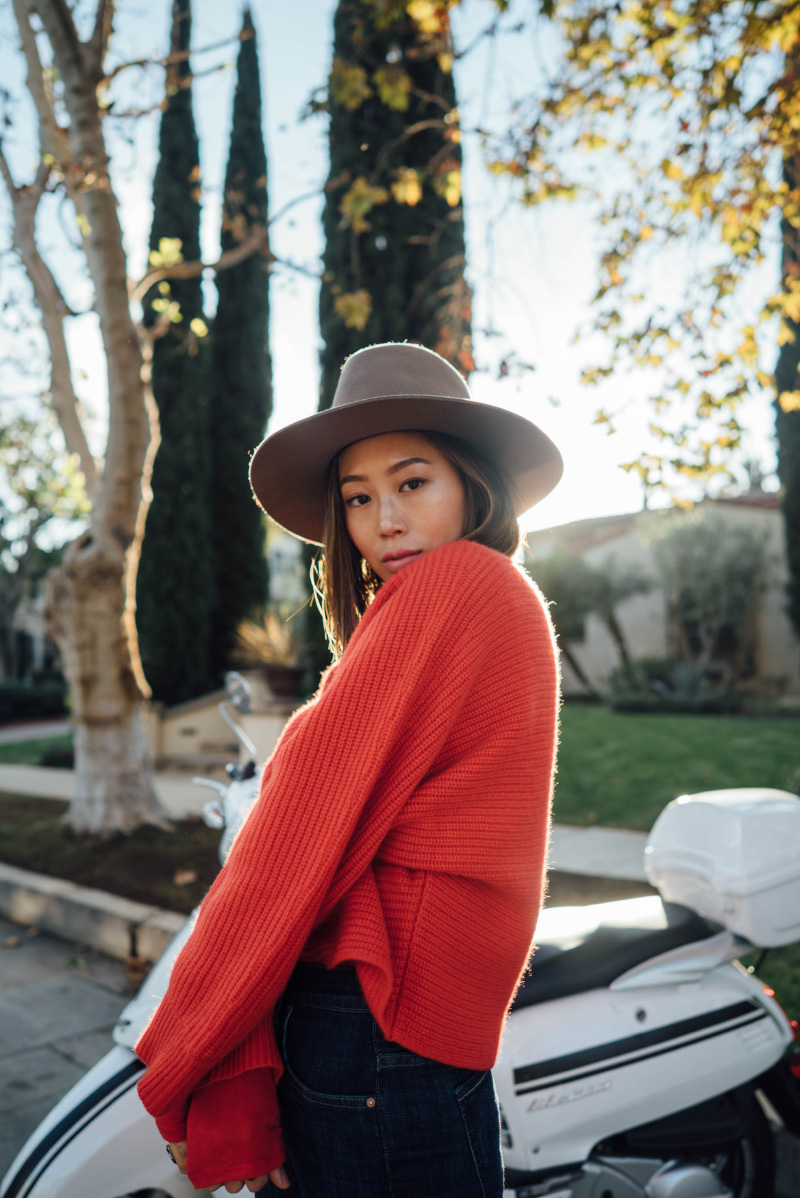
[495,896,792,1178]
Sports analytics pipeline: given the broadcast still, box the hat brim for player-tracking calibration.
[249,393,563,544]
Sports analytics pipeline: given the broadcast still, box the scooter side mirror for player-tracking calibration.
[224,670,252,714]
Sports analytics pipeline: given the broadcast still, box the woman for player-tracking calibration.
[134,341,563,1197]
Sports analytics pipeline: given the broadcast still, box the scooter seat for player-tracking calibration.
[511,898,717,1010]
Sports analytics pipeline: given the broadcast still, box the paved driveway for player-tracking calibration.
[0,916,129,1181]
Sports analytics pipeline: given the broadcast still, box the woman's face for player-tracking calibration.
[338,431,467,583]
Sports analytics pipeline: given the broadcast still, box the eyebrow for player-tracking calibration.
[339,456,432,487]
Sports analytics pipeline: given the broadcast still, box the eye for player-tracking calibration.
[400,476,425,492]
[344,492,370,508]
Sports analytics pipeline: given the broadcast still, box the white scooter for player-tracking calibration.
[2,674,800,1198]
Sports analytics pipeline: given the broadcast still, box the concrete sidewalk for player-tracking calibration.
[0,915,130,1182]
[0,764,651,883]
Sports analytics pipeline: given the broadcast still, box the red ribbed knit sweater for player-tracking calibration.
[134,539,559,1189]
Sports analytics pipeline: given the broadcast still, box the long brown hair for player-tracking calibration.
[311,430,521,658]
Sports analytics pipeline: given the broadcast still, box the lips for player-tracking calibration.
[382,549,421,564]
[381,549,423,575]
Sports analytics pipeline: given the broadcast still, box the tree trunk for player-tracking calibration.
[558,641,599,697]
[775,146,800,644]
[604,611,631,666]
[46,531,167,835]
[22,0,169,836]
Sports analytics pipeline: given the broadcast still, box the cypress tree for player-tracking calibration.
[207,9,272,683]
[307,1,474,681]
[775,152,800,640]
[136,0,215,705]
[318,0,473,409]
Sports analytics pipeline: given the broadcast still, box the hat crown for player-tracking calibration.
[332,343,471,410]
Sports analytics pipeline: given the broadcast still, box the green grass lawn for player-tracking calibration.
[554,705,800,831]
[0,734,73,766]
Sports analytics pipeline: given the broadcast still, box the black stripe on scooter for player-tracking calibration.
[515,1010,769,1097]
[1,1058,145,1198]
[514,999,760,1087]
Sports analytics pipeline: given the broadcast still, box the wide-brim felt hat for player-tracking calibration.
[249,342,563,544]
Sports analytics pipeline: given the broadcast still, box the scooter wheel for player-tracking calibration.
[711,1088,775,1198]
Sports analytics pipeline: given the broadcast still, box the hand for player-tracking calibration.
[167,1142,290,1192]
[207,1165,291,1192]
[167,1141,187,1174]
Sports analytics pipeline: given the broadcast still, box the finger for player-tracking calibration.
[245,1175,272,1192]
[225,1183,245,1194]
[269,1164,292,1190]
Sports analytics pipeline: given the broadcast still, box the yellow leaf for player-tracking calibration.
[373,65,412,111]
[334,289,372,331]
[779,390,800,412]
[431,166,461,207]
[640,225,654,241]
[777,321,797,346]
[190,318,208,337]
[339,177,389,233]
[330,57,372,111]
[407,0,443,34]
[76,212,92,237]
[438,53,452,73]
[391,167,423,207]
[661,158,683,181]
[148,237,184,268]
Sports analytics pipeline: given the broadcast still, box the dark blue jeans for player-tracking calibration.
[260,960,505,1198]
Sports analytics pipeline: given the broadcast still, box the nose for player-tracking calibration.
[377,493,407,537]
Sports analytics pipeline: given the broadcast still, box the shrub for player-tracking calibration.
[39,743,75,769]
[0,683,69,725]
[607,657,745,715]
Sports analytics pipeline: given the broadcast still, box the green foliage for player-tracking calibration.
[207,9,271,684]
[0,682,68,725]
[136,0,216,706]
[524,548,652,659]
[484,0,800,509]
[607,656,745,715]
[524,550,596,641]
[647,508,768,681]
[0,734,72,765]
[0,409,89,680]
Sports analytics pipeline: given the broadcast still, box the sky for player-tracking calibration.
[0,0,782,540]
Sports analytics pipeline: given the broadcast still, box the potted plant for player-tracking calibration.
[234,609,307,700]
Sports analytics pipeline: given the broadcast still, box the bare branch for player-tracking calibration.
[31,0,86,80]
[89,0,115,67]
[268,186,324,228]
[0,142,99,497]
[270,253,322,281]
[10,0,70,165]
[99,29,247,87]
[129,227,272,306]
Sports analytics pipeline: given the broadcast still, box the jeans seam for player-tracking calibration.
[456,1074,488,1198]
[372,1018,396,1198]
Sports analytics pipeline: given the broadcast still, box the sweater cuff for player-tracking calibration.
[186,1068,284,1190]
[153,1098,189,1145]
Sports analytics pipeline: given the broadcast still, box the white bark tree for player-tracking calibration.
[1,0,269,836]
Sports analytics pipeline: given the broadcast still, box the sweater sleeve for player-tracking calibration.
[134,541,490,1179]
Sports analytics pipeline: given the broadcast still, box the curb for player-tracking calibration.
[0,862,185,962]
